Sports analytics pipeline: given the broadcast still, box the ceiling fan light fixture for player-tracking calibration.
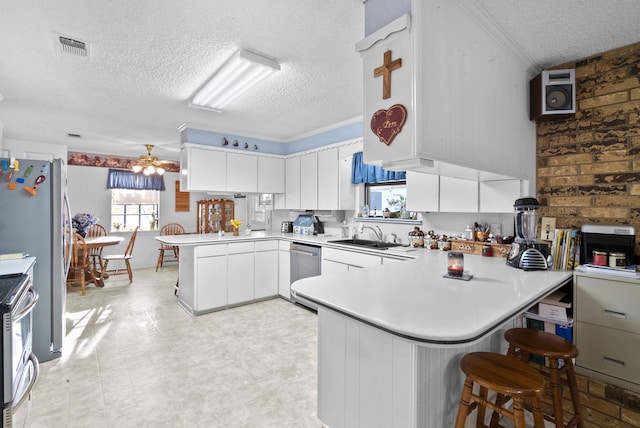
[132,145,167,176]
[190,49,280,112]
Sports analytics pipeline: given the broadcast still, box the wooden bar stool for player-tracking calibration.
[503,328,584,428]
[454,352,546,428]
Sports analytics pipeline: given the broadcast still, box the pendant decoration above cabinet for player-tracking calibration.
[373,50,402,99]
[370,104,407,146]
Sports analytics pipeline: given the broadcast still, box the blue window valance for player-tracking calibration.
[351,152,406,184]
[107,169,166,191]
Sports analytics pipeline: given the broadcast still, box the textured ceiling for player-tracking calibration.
[0,1,638,161]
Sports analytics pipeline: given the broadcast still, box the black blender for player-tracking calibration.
[506,197,549,270]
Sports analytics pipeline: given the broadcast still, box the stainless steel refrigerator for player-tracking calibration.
[0,158,70,362]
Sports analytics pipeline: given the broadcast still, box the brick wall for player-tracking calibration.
[536,42,640,427]
[537,41,640,239]
[551,370,640,427]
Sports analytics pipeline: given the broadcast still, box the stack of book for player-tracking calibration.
[524,291,573,365]
[549,229,580,270]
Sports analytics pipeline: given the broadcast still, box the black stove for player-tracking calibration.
[0,273,29,311]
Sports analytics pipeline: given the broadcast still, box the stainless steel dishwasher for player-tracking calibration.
[289,242,321,310]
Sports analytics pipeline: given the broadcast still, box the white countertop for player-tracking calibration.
[292,251,572,345]
[0,256,37,276]
[155,231,420,258]
[157,232,572,343]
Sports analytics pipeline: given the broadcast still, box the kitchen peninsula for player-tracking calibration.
[291,253,573,427]
[157,232,572,426]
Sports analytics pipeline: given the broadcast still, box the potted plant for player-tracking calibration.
[112,221,121,231]
[149,212,158,230]
[386,195,408,218]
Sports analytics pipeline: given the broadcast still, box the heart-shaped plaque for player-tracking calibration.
[370,104,407,146]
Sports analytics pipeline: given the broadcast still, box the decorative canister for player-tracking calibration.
[592,250,608,266]
[482,245,493,257]
[608,252,626,268]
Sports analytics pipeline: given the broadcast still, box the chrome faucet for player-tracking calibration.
[361,225,383,242]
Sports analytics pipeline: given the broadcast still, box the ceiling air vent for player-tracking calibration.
[57,35,89,58]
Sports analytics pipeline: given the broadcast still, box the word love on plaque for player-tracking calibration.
[370,104,407,146]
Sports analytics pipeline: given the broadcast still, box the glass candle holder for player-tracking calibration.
[447,251,464,277]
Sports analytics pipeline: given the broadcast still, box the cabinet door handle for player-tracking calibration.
[602,356,625,367]
[603,309,626,319]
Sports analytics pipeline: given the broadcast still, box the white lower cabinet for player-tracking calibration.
[278,241,291,299]
[575,272,640,391]
[254,240,279,299]
[194,245,227,311]
[227,242,255,305]
[182,240,408,315]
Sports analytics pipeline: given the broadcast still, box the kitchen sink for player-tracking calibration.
[328,238,406,250]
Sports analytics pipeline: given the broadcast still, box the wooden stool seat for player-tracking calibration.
[454,352,546,428]
[504,328,584,428]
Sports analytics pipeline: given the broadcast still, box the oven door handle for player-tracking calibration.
[13,286,39,322]
[13,353,39,411]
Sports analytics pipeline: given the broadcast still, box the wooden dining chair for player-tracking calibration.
[156,222,185,271]
[66,232,97,295]
[86,223,108,274]
[102,227,139,283]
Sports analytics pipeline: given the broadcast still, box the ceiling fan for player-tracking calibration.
[131,144,170,175]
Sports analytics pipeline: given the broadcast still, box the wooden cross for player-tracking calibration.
[373,50,402,99]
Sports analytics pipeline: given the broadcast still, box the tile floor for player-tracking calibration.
[19,266,322,428]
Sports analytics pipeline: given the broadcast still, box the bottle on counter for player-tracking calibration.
[341,221,350,238]
[362,204,369,217]
[465,225,473,241]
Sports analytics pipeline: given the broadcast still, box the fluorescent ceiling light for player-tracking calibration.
[190,49,280,112]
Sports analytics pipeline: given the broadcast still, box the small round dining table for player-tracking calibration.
[83,235,124,286]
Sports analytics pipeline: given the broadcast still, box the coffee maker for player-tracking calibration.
[506,197,549,270]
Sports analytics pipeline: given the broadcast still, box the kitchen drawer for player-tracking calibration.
[279,241,290,251]
[576,275,640,334]
[255,240,278,251]
[323,247,381,268]
[576,321,640,387]
[196,244,227,258]
[227,241,255,254]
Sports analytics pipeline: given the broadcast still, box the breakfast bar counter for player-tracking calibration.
[291,252,572,427]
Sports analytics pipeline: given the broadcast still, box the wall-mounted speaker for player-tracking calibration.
[530,69,576,121]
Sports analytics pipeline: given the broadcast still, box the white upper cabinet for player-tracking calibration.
[338,140,362,211]
[439,176,478,213]
[479,180,521,213]
[357,5,536,186]
[257,155,285,194]
[285,156,301,209]
[406,171,439,212]
[180,145,226,192]
[300,152,318,210]
[318,148,339,210]
[227,152,258,193]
